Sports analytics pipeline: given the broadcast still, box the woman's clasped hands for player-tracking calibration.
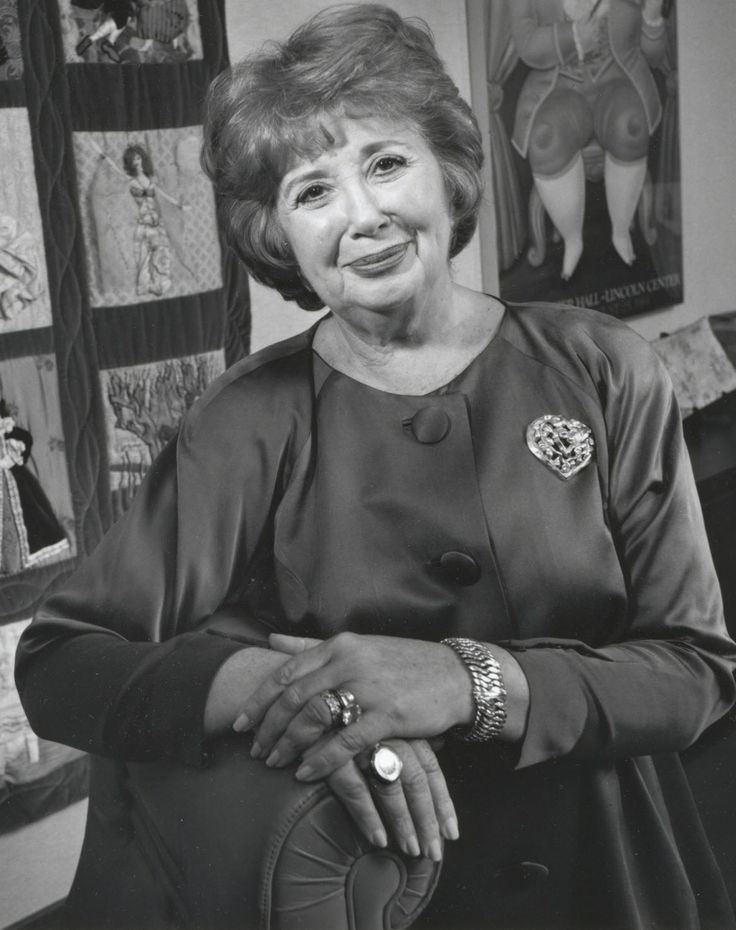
[233,631,472,858]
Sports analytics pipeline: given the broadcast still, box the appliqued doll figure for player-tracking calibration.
[0,401,69,575]
[123,144,175,297]
[88,140,193,301]
[509,0,667,278]
[73,0,133,62]
[72,0,192,64]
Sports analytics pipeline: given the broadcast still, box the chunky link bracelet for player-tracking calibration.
[441,637,507,742]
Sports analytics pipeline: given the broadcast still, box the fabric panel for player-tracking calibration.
[59,0,203,65]
[0,109,52,334]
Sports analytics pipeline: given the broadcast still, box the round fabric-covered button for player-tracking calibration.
[438,551,481,586]
[410,407,451,443]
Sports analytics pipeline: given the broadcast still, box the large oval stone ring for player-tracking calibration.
[370,743,403,784]
[334,687,362,727]
[320,690,343,729]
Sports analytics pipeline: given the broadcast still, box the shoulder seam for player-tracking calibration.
[187,334,314,423]
[497,333,601,406]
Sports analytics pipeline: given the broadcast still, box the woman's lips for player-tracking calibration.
[345,242,411,275]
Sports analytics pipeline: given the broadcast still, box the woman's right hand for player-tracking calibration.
[326,737,458,862]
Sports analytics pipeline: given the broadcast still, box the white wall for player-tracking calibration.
[224,0,481,352]
[628,0,736,340]
[224,0,736,349]
[0,800,87,928]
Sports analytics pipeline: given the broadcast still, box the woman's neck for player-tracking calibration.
[313,285,505,395]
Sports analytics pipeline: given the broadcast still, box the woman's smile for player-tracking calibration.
[343,239,413,275]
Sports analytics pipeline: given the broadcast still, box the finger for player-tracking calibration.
[232,641,332,733]
[327,761,388,849]
[366,773,422,858]
[295,714,391,780]
[379,743,441,861]
[249,665,352,757]
[250,660,365,757]
[411,740,459,842]
[262,692,339,768]
[268,633,322,654]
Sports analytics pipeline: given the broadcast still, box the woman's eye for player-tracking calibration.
[296,183,328,206]
[373,155,406,175]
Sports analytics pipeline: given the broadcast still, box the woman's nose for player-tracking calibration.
[343,179,389,236]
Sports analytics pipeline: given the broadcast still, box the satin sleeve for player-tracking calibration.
[507,329,736,768]
[14,358,308,766]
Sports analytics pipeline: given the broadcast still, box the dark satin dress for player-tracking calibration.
[16,303,736,929]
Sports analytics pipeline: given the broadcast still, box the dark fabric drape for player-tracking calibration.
[0,0,248,829]
[485,0,526,273]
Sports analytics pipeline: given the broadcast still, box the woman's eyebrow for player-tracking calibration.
[361,139,409,156]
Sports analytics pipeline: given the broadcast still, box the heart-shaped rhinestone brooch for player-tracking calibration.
[526,414,595,480]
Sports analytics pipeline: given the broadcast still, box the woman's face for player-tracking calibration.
[276,116,454,322]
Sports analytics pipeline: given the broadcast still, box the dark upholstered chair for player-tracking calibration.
[63,610,442,930]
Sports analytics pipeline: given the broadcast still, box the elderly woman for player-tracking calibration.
[16,5,736,930]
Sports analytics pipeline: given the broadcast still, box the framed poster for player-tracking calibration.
[469,0,682,318]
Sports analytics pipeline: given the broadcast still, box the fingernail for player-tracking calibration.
[295,763,314,781]
[233,714,250,732]
[265,749,280,768]
[250,740,262,759]
[443,817,459,841]
[406,836,421,858]
[428,839,443,862]
[371,829,388,848]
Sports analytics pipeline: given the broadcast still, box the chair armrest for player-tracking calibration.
[67,605,442,929]
[125,736,442,930]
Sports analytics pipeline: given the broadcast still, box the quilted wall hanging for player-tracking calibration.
[0,0,250,831]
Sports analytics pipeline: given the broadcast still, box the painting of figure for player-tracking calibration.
[484,0,682,317]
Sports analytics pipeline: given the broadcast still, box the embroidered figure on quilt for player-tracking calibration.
[74,0,132,63]
[63,0,200,64]
[0,620,40,778]
[0,400,70,575]
[0,0,22,80]
[90,140,194,299]
[0,214,44,322]
[101,351,224,517]
[125,144,175,297]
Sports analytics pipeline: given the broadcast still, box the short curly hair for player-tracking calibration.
[123,144,154,178]
[201,4,484,311]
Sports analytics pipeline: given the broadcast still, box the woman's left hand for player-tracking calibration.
[326,737,458,860]
[233,631,474,780]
